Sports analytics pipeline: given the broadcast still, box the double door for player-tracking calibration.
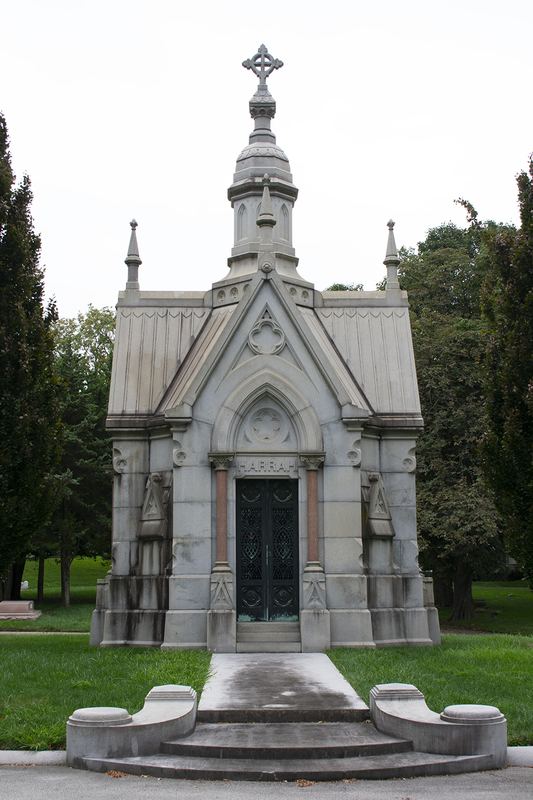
[236,479,298,621]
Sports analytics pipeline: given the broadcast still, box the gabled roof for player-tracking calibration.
[107,305,211,423]
[315,305,421,416]
[161,269,372,421]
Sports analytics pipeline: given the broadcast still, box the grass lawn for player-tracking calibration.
[0,557,110,632]
[2,566,532,750]
[439,581,533,635]
[0,636,212,751]
[329,633,533,747]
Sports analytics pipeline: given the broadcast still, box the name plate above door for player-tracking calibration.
[236,456,299,476]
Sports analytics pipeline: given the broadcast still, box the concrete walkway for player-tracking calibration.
[198,653,368,722]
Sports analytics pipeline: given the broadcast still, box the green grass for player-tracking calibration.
[0,636,212,751]
[21,557,111,592]
[2,567,532,750]
[329,633,533,747]
[0,557,110,632]
[439,581,533,635]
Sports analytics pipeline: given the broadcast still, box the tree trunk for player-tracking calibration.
[10,554,27,600]
[37,547,46,604]
[60,546,71,607]
[433,575,454,607]
[0,565,13,602]
[448,559,475,621]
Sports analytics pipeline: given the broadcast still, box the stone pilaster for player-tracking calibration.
[299,452,330,652]
[207,453,236,652]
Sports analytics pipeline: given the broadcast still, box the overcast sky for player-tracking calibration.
[1,0,531,318]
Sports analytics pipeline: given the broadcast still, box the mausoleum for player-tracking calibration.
[91,46,440,652]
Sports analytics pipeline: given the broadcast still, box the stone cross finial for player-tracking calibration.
[243,44,283,85]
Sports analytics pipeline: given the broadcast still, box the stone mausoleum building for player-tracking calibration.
[91,46,440,653]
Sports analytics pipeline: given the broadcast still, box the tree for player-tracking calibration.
[481,157,533,587]
[43,305,115,606]
[0,113,62,596]
[399,219,504,619]
[323,282,364,291]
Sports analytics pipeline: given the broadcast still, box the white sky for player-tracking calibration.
[1,0,531,318]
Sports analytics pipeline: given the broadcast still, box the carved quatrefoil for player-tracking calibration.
[248,318,285,355]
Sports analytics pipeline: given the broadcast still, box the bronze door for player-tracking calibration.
[236,479,298,621]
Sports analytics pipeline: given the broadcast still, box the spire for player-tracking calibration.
[220,45,308,292]
[242,44,283,145]
[383,219,400,290]
[125,219,141,290]
[257,174,276,234]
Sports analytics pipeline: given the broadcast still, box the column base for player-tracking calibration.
[300,609,331,652]
[207,609,236,653]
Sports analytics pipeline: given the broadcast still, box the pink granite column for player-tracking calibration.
[208,453,234,568]
[307,468,319,564]
[300,454,325,567]
[216,468,228,564]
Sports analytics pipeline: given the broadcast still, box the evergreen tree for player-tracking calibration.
[482,157,533,586]
[0,113,62,592]
[399,219,504,619]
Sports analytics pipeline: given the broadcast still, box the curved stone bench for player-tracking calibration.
[370,683,507,769]
[66,685,197,768]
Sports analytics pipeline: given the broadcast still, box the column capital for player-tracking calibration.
[208,452,235,471]
[299,452,325,471]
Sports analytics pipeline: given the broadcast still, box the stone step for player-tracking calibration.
[161,722,413,760]
[236,621,301,650]
[236,641,301,652]
[84,751,495,781]
[237,631,301,642]
[197,705,368,723]
[237,622,300,632]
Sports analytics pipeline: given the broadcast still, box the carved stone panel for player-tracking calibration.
[137,471,172,540]
[237,400,296,452]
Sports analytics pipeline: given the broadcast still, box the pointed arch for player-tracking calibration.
[211,369,323,453]
[280,204,289,241]
[237,203,248,241]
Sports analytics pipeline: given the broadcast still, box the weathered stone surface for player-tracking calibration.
[0,601,42,620]
[370,683,507,769]
[92,48,438,652]
[66,685,196,768]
